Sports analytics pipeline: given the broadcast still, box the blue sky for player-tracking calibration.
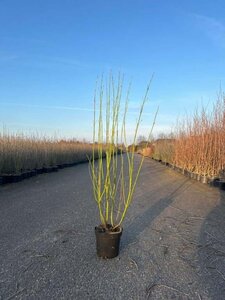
[0,0,225,141]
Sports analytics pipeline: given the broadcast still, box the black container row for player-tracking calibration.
[0,160,89,185]
[151,157,225,191]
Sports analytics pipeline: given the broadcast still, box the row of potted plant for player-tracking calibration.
[0,156,99,185]
[0,162,72,185]
[151,157,225,191]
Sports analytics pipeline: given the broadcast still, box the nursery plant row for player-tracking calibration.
[0,159,89,185]
[151,157,225,191]
[0,150,111,185]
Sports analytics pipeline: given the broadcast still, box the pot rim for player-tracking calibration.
[95,225,123,234]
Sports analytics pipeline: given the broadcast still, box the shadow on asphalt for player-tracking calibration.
[198,188,225,299]
[122,178,191,250]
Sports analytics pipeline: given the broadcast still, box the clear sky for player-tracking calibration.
[0,0,224,141]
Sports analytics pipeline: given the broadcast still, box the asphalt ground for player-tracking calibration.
[0,155,225,300]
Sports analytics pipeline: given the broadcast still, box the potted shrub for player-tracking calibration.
[89,75,158,259]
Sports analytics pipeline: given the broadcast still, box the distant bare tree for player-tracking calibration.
[137,135,146,144]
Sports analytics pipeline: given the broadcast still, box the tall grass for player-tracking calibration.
[0,132,95,175]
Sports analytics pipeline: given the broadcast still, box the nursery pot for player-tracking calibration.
[11,174,23,183]
[95,225,122,259]
[35,168,44,174]
[209,178,220,187]
[183,169,189,177]
[200,175,208,184]
[219,180,225,191]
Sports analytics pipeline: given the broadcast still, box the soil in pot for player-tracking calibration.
[95,224,122,259]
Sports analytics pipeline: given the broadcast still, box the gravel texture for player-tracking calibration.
[0,155,224,300]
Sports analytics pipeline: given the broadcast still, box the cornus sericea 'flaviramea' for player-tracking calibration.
[89,75,158,230]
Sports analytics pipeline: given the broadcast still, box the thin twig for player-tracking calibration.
[6,288,26,300]
[146,283,190,298]
[216,269,225,282]
[129,257,139,271]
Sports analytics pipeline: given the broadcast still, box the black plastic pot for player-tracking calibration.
[36,168,44,174]
[57,164,64,169]
[22,171,31,178]
[42,167,54,173]
[51,166,59,172]
[62,163,70,168]
[28,171,34,178]
[30,170,37,177]
[2,174,13,184]
[219,180,225,191]
[209,178,221,187]
[11,174,23,183]
[21,172,26,179]
[95,225,122,259]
